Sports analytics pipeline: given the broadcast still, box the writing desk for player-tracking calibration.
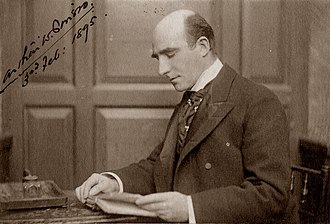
[0,191,163,223]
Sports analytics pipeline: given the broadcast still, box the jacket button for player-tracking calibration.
[205,163,212,170]
[226,142,230,147]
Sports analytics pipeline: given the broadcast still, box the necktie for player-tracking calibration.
[177,89,207,152]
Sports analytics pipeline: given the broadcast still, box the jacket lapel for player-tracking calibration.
[157,103,180,191]
[176,64,237,170]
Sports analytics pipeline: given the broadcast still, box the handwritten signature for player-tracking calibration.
[1,1,98,94]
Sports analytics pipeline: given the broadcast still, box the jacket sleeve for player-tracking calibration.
[191,92,291,223]
[111,142,163,195]
[110,105,180,195]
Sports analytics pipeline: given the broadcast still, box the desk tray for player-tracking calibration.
[0,180,67,210]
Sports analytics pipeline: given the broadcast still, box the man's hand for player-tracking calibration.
[135,192,189,222]
[75,173,119,204]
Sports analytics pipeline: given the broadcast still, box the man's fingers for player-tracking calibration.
[76,185,88,204]
[82,173,100,199]
[75,173,120,206]
[86,197,96,205]
[84,200,100,211]
[82,181,92,201]
[75,186,83,202]
[89,179,108,196]
[89,184,102,196]
[135,192,189,222]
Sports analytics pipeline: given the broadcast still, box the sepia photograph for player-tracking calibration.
[0,0,329,223]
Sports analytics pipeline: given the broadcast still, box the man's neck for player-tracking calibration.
[190,57,223,92]
[203,54,218,71]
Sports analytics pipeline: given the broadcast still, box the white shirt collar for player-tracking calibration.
[190,58,223,91]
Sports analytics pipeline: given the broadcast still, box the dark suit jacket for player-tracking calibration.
[113,64,298,223]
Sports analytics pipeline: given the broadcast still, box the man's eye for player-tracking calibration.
[152,55,159,60]
[167,53,175,58]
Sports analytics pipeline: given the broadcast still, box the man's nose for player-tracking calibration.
[158,58,171,76]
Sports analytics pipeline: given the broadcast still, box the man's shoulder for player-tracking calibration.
[220,64,281,104]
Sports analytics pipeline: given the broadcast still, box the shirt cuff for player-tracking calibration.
[100,172,124,193]
[187,195,196,223]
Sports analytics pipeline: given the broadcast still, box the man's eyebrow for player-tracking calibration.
[151,48,178,58]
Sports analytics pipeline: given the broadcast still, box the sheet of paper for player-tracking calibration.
[95,192,157,217]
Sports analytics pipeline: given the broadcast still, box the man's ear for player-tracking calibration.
[196,36,211,57]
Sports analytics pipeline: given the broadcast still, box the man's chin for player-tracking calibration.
[171,81,189,92]
[173,85,186,92]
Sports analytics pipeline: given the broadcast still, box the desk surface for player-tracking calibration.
[0,190,162,223]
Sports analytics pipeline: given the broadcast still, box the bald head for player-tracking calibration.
[154,9,215,52]
[153,10,193,50]
[155,9,194,33]
[151,9,216,92]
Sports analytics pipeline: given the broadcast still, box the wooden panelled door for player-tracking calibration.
[2,0,306,190]
[2,0,223,190]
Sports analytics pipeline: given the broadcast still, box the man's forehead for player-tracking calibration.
[152,17,186,52]
[151,33,187,55]
[154,18,184,38]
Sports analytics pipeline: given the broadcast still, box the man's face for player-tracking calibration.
[152,20,204,92]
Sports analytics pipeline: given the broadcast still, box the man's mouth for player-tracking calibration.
[170,76,178,82]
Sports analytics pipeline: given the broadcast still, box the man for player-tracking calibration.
[76,9,296,223]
